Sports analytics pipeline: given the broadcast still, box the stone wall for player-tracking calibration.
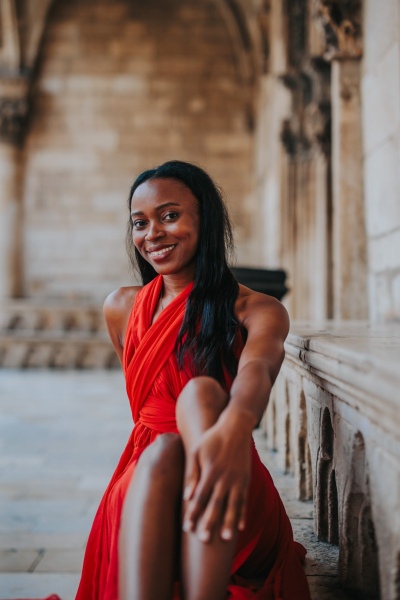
[22,0,253,300]
[361,0,400,322]
[263,323,400,600]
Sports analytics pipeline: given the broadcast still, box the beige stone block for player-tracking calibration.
[1,343,28,368]
[364,139,400,236]
[29,150,98,171]
[204,133,250,154]
[362,43,400,155]
[112,75,148,95]
[0,549,40,572]
[363,0,398,70]
[39,76,66,95]
[368,228,400,273]
[34,548,84,573]
[390,270,400,318]
[368,272,394,322]
[122,21,149,38]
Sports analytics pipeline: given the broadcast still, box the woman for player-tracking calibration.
[75,161,311,600]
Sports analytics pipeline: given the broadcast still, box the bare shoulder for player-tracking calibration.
[103,286,141,321]
[236,284,289,338]
[103,285,142,355]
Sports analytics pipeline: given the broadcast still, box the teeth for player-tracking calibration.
[149,245,175,256]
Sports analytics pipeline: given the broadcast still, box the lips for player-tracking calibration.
[147,244,177,258]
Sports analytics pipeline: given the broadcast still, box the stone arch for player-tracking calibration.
[22,0,254,300]
[212,0,258,129]
[297,389,312,500]
[284,379,291,472]
[315,407,338,543]
[271,398,277,450]
[339,432,380,598]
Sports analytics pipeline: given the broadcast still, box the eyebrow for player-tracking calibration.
[131,202,180,216]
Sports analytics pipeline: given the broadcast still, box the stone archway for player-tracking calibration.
[22,0,255,300]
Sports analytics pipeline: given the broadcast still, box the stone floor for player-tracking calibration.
[0,370,353,599]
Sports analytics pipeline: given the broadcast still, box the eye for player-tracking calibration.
[163,211,179,221]
[132,219,147,229]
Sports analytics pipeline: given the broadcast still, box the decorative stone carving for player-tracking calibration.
[316,407,339,543]
[266,323,400,599]
[0,77,30,143]
[339,431,380,597]
[256,0,271,73]
[314,0,363,60]
[0,94,29,143]
[280,64,331,157]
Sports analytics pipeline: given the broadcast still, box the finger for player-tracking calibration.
[183,453,200,502]
[238,488,248,531]
[183,469,215,533]
[196,481,227,543]
[220,487,242,541]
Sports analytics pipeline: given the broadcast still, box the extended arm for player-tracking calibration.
[220,293,289,432]
[180,292,289,542]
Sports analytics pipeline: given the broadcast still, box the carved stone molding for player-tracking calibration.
[0,95,29,143]
[314,0,363,60]
[280,62,331,157]
[264,322,400,598]
[257,0,271,74]
[0,77,29,144]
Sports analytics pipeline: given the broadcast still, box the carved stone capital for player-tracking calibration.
[0,76,30,144]
[314,0,363,60]
[304,101,331,156]
[280,118,312,157]
[280,64,331,157]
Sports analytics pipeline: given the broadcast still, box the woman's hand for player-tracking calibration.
[182,412,253,543]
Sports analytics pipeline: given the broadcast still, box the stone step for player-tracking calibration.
[0,300,107,333]
[0,332,119,369]
[0,301,119,369]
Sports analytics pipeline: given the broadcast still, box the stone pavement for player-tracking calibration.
[0,370,352,600]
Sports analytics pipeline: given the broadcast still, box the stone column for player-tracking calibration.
[315,0,368,318]
[0,78,29,298]
[331,57,368,319]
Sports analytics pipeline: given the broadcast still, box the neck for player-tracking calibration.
[160,271,194,302]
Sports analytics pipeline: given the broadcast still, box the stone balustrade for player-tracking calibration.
[0,300,119,369]
[262,322,400,600]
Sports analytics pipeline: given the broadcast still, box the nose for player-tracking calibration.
[145,220,165,241]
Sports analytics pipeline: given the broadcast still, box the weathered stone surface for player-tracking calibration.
[265,322,400,599]
[22,0,253,300]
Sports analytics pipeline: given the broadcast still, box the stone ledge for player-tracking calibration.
[285,321,400,444]
[263,321,400,600]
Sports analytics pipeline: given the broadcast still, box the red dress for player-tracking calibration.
[75,276,311,600]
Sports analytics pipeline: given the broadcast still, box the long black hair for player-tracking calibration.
[126,160,240,383]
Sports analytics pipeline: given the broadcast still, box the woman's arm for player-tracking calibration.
[103,286,140,364]
[182,291,289,542]
[220,291,289,430]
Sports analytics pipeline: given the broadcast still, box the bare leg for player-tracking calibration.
[176,376,237,600]
[119,433,184,600]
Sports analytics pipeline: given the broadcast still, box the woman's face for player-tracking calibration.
[130,178,200,278]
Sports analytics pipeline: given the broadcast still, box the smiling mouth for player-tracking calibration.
[147,244,176,257]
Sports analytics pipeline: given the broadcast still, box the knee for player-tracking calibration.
[177,376,228,414]
[135,433,183,482]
